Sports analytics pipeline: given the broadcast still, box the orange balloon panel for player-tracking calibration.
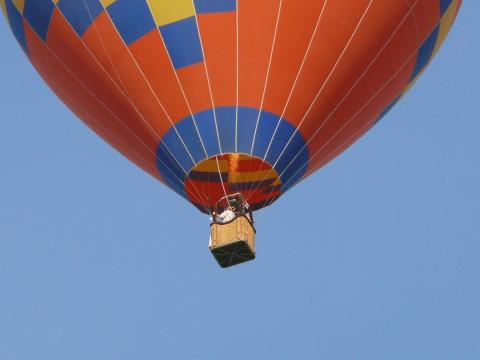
[2,0,461,213]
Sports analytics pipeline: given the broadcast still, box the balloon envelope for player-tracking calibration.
[2,0,461,212]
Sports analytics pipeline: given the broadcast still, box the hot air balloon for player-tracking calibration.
[2,0,462,267]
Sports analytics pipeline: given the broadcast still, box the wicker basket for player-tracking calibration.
[210,215,256,268]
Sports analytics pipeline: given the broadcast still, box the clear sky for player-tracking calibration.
[0,3,478,360]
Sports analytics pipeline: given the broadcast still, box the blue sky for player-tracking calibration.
[0,3,479,359]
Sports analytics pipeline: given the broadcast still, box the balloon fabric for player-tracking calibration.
[1,0,462,213]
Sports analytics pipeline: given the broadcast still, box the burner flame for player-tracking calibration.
[228,153,240,174]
